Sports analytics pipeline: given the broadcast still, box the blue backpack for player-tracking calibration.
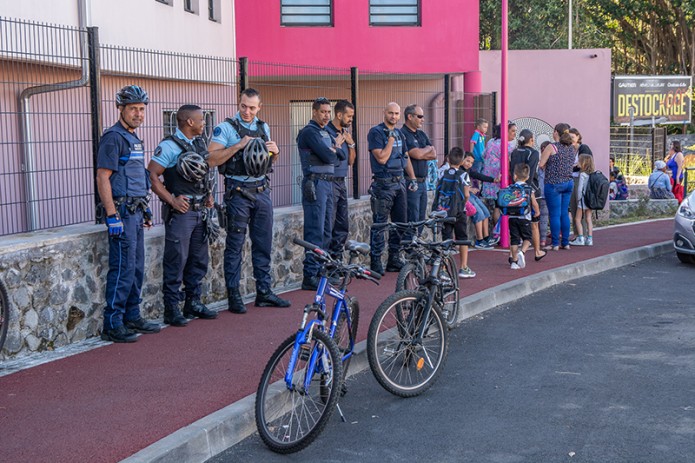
[433,167,466,217]
[496,183,531,217]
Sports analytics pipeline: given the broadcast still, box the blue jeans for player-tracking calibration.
[544,180,573,247]
[469,194,490,224]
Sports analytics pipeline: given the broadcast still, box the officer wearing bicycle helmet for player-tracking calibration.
[96,85,160,343]
[148,104,218,327]
[367,102,418,275]
[296,97,342,290]
[207,88,291,313]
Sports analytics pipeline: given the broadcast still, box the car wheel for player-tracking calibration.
[676,252,695,264]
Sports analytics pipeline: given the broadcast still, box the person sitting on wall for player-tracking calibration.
[648,160,675,199]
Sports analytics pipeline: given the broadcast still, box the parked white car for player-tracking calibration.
[674,190,695,264]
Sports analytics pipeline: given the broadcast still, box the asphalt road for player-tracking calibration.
[208,253,695,463]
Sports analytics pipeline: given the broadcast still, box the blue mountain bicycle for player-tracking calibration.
[255,237,381,454]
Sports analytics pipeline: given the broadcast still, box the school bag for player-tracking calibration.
[583,171,610,210]
[496,183,531,217]
[614,177,629,200]
[433,167,466,217]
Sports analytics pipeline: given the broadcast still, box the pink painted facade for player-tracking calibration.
[479,48,613,174]
[234,0,480,74]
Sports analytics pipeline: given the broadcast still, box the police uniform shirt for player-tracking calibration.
[401,125,431,179]
[367,122,409,176]
[296,120,339,175]
[96,122,144,173]
[326,121,349,178]
[151,128,197,170]
[211,113,271,181]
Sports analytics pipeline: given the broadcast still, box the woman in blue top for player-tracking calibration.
[666,140,685,202]
[540,122,576,250]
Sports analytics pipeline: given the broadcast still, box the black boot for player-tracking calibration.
[183,298,218,319]
[228,288,247,314]
[163,304,188,327]
[255,289,291,307]
[386,255,405,272]
[301,275,320,291]
[370,257,384,276]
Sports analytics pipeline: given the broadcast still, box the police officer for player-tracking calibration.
[95,85,160,343]
[297,97,343,290]
[207,88,291,313]
[326,100,356,261]
[367,102,418,275]
[401,104,436,232]
[148,105,218,327]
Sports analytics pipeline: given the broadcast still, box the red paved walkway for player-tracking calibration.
[0,220,672,462]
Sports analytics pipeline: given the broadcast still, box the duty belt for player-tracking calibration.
[225,178,267,193]
[113,196,149,213]
[305,173,334,181]
[373,175,403,183]
[333,176,346,182]
[415,177,427,182]
[183,195,208,211]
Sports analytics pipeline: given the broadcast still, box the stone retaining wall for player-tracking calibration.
[608,198,678,219]
[0,198,373,358]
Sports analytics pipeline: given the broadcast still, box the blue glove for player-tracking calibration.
[407,179,419,192]
[106,213,123,236]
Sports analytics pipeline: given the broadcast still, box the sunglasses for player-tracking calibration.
[415,114,424,119]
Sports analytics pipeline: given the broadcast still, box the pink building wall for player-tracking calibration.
[234,0,480,74]
[479,48,612,173]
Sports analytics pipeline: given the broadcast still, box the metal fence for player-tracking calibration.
[0,17,495,236]
[609,126,667,184]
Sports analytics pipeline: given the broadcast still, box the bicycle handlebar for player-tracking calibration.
[292,237,380,284]
[371,215,455,231]
[292,237,328,256]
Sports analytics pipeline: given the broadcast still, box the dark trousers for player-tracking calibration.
[302,177,335,278]
[405,179,428,239]
[369,179,407,262]
[224,185,273,292]
[104,207,144,331]
[329,178,349,258]
[162,209,209,307]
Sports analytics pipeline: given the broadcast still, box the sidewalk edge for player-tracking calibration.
[121,240,672,463]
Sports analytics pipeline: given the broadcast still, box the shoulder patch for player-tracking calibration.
[153,146,163,157]
[213,127,222,137]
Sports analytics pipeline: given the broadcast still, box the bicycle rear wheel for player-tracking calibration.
[334,296,359,376]
[0,279,8,353]
[367,290,448,398]
[255,330,344,454]
[439,255,460,329]
[396,262,425,291]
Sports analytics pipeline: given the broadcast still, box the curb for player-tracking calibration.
[122,240,672,463]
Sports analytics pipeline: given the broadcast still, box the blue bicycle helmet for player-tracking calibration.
[116,85,149,107]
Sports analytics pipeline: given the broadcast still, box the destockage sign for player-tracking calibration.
[613,75,692,125]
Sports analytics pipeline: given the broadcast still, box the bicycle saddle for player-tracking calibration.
[430,210,448,219]
[346,240,370,255]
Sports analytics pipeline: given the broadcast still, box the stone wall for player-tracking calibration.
[0,198,374,358]
[608,198,678,219]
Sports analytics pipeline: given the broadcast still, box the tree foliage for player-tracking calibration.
[480,0,695,77]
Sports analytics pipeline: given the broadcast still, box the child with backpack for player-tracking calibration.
[570,154,596,246]
[504,163,540,269]
[434,147,475,278]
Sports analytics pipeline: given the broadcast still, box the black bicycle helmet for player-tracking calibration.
[176,151,208,183]
[243,137,271,177]
[115,85,149,107]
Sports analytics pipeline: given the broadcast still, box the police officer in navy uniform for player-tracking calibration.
[326,100,356,261]
[401,104,437,234]
[148,105,218,327]
[207,88,291,313]
[367,102,419,275]
[96,85,160,343]
[297,97,343,290]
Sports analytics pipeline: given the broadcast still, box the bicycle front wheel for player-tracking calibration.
[367,290,448,398]
[440,255,460,329]
[396,262,425,291]
[255,330,344,454]
[0,279,8,353]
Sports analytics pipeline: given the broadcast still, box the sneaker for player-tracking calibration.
[475,240,493,249]
[458,267,476,278]
[560,244,571,250]
[586,236,593,246]
[101,325,138,343]
[569,236,585,246]
[510,262,521,270]
[124,318,161,334]
[487,235,500,246]
[517,251,526,269]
